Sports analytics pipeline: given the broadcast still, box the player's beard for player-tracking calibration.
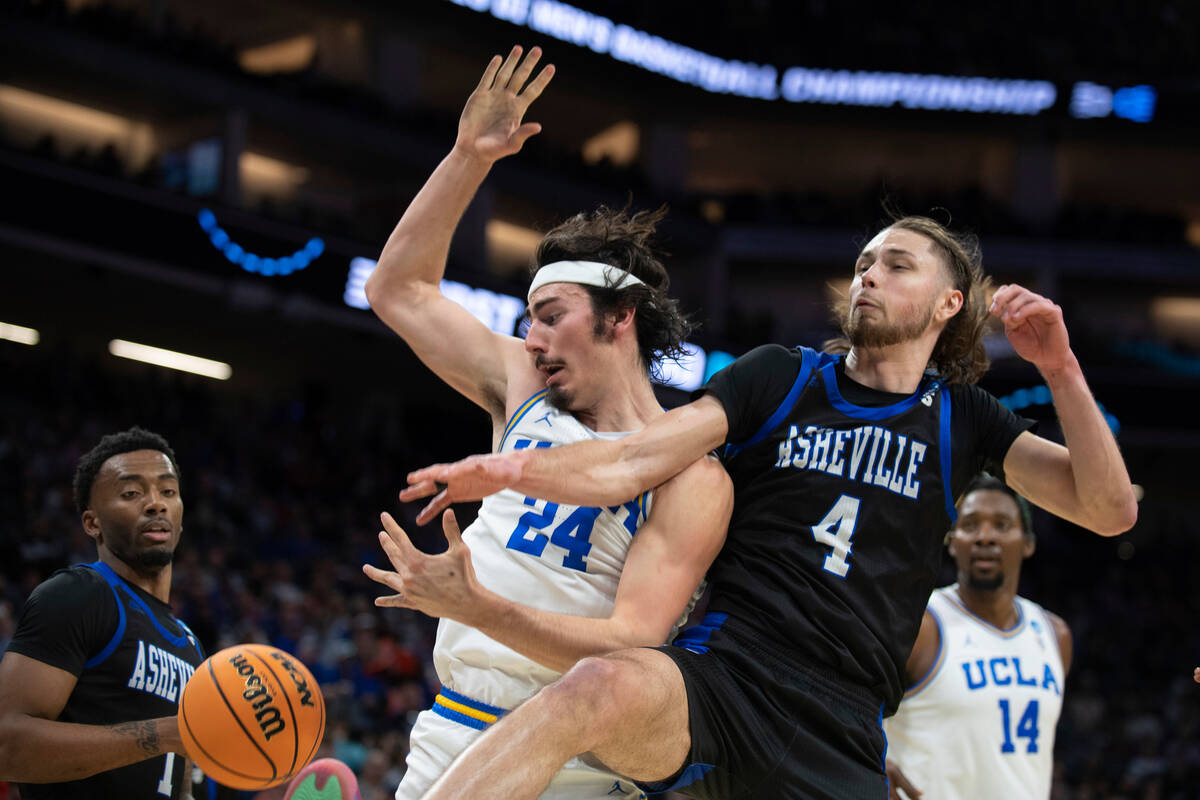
[102,527,177,571]
[846,297,935,348]
[547,384,574,411]
[966,572,1004,591]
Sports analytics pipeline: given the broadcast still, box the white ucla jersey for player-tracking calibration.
[884,585,1065,800]
[434,389,662,711]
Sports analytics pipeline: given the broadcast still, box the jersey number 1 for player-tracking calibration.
[810,495,860,578]
[157,752,174,797]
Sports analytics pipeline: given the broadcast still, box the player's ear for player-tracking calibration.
[1022,534,1036,559]
[944,529,956,554]
[81,509,101,542]
[934,287,963,324]
[610,304,636,334]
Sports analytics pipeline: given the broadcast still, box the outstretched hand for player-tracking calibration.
[455,45,555,164]
[990,284,1073,374]
[399,452,525,526]
[362,510,482,623]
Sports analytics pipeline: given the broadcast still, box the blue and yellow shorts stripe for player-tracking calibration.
[430,687,509,731]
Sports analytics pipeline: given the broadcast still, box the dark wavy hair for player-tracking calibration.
[73,426,180,515]
[531,205,695,380]
[825,214,992,384]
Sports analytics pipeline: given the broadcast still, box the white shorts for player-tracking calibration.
[395,707,645,800]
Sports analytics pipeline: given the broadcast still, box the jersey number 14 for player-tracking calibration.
[998,698,1040,754]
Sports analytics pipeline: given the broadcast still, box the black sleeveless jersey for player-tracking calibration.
[700,345,1032,713]
[6,561,206,799]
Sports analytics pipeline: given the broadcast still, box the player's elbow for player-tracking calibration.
[0,717,24,779]
[1085,489,1138,537]
[1094,493,1138,537]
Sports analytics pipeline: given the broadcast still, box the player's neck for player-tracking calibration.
[955,582,1020,630]
[572,372,662,432]
[101,549,172,603]
[843,343,934,394]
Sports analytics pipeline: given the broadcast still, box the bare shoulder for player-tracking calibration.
[1043,609,1073,673]
[661,452,732,499]
[904,608,942,686]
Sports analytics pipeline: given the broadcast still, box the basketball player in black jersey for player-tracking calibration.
[0,427,205,799]
[399,141,1137,799]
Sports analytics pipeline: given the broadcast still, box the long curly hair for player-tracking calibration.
[531,205,695,380]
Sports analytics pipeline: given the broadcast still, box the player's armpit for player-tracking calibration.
[607,454,733,646]
[365,279,526,416]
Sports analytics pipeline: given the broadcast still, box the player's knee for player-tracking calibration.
[544,656,640,730]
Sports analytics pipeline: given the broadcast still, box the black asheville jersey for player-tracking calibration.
[6,561,205,800]
[700,345,1033,714]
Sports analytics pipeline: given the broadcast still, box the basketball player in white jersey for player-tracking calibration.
[360,45,732,800]
[883,474,1072,800]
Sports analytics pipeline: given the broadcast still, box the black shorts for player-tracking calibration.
[638,613,890,800]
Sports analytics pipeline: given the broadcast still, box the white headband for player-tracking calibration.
[527,260,645,302]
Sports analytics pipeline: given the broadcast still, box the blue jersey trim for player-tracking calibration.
[637,762,715,794]
[820,359,936,421]
[939,390,957,524]
[724,347,817,459]
[672,612,728,655]
[942,586,1027,638]
[499,389,549,451]
[439,686,508,718]
[80,563,127,670]
[877,702,888,772]
[430,703,490,730]
[87,561,192,651]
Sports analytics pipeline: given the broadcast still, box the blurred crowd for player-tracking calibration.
[1,334,1197,799]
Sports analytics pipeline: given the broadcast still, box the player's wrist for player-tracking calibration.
[448,142,496,172]
[1035,350,1082,386]
[157,716,185,755]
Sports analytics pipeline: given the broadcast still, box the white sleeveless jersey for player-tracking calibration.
[883,585,1066,800]
[434,388,680,710]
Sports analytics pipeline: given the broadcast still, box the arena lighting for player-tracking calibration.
[447,0,1059,115]
[197,209,324,276]
[344,257,526,335]
[0,321,40,346]
[998,385,1119,435]
[343,258,727,387]
[1069,82,1157,122]
[108,339,232,381]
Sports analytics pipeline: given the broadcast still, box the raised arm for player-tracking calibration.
[991,285,1137,536]
[0,652,182,782]
[364,46,554,414]
[366,456,732,673]
[401,393,730,524]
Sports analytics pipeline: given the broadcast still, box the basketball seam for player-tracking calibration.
[181,692,274,786]
[247,647,301,778]
[205,654,279,784]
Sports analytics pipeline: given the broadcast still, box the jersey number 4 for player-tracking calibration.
[810,495,860,578]
[998,698,1040,753]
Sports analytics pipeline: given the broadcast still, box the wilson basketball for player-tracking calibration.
[179,643,326,789]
